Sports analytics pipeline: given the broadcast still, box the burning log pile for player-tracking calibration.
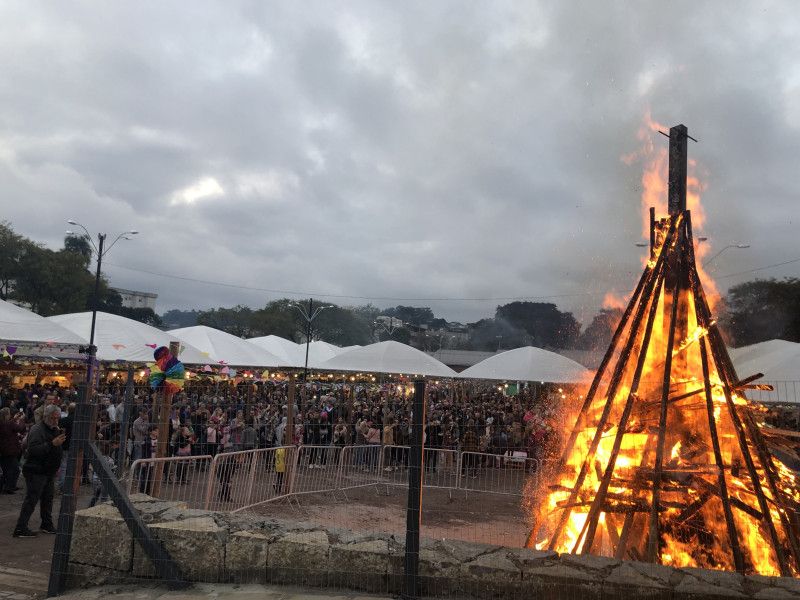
[526,125,800,577]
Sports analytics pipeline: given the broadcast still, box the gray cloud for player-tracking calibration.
[1,0,799,326]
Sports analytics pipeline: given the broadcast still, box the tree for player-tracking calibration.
[251,300,300,340]
[313,304,374,346]
[467,318,529,352]
[0,221,28,300]
[495,302,581,349]
[721,278,800,346]
[577,308,624,351]
[161,309,201,328]
[118,306,163,327]
[63,234,92,269]
[197,305,257,338]
[381,305,435,326]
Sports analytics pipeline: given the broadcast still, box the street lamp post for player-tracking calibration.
[375,316,402,340]
[291,298,329,411]
[66,220,138,389]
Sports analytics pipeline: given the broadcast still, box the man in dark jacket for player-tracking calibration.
[13,404,65,538]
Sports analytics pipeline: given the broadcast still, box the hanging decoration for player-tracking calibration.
[147,346,185,393]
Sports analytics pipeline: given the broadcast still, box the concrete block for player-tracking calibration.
[132,516,226,582]
[70,504,133,572]
[225,531,269,584]
[268,530,329,586]
[329,538,394,593]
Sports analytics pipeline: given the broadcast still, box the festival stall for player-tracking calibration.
[0,299,88,386]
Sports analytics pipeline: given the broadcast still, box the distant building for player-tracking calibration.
[111,287,158,311]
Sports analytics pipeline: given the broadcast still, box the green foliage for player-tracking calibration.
[0,221,27,300]
[197,305,258,337]
[577,308,623,350]
[494,301,581,349]
[161,309,201,328]
[381,305,435,326]
[63,234,92,269]
[118,306,162,327]
[722,278,800,346]
[468,317,529,351]
[13,243,97,315]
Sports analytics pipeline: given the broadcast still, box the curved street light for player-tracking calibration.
[290,299,330,412]
[702,244,750,268]
[65,220,138,386]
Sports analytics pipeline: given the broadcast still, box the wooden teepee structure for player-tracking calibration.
[526,125,800,576]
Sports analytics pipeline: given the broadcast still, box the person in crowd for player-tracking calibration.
[137,426,159,495]
[241,416,257,451]
[365,419,381,469]
[13,405,65,538]
[132,409,149,463]
[0,407,26,494]
[171,424,194,484]
[461,420,479,478]
[383,416,396,472]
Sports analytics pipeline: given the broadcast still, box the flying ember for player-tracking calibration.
[524,124,800,576]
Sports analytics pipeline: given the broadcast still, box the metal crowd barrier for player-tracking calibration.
[203,446,297,512]
[336,444,384,492]
[289,445,343,497]
[128,455,213,509]
[131,446,556,513]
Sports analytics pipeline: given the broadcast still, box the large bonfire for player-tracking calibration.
[525,123,800,576]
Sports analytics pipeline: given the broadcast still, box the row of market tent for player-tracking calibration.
[2,298,799,388]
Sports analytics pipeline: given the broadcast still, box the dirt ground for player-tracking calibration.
[253,484,529,548]
[0,482,93,598]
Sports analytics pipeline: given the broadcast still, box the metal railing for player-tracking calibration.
[135,446,556,513]
[203,446,297,512]
[127,455,213,509]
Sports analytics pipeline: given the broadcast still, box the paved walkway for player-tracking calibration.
[56,584,391,600]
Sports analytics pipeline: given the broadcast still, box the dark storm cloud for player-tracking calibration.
[1,1,799,326]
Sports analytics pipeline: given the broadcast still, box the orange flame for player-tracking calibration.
[523,115,799,578]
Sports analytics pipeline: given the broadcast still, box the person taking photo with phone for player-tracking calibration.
[13,404,65,538]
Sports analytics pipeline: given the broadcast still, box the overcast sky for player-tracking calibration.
[1,1,798,325]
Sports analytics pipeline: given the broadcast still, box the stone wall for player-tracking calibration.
[67,495,800,600]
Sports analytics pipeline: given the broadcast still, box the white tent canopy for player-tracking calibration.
[458,346,591,384]
[48,312,207,364]
[318,340,457,378]
[248,335,302,367]
[169,325,282,367]
[305,340,346,368]
[0,299,87,347]
[730,339,800,383]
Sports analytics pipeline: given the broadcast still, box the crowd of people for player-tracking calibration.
[0,376,566,536]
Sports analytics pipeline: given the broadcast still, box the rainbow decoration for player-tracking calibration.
[148,346,185,394]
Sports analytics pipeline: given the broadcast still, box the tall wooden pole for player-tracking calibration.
[668,125,688,216]
[152,341,181,497]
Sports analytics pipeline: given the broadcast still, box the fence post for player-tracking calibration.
[244,449,259,507]
[288,445,300,495]
[403,379,426,600]
[455,450,463,491]
[203,454,220,511]
[48,385,92,597]
[117,365,135,473]
[335,445,346,490]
